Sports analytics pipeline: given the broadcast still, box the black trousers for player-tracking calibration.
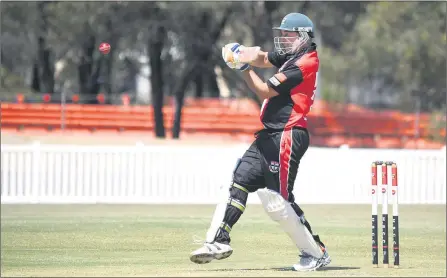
[215,127,325,248]
[233,127,310,203]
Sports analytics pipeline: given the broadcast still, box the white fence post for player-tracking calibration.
[32,141,40,203]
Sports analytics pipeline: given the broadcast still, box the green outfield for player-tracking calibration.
[1,204,445,277]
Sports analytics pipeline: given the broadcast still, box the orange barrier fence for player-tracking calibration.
[1,101,445,149]
[2,102,444,136]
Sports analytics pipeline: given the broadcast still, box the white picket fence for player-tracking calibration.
[1,142,446,205]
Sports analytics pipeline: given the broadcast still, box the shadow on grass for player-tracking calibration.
[272,266,361,271]
[198,266,360,272]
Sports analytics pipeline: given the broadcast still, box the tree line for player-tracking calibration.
[1,1,445,138]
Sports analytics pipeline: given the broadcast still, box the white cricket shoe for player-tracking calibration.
[292,249,331,271]
[320,249,332,267]
[189,242,233,264]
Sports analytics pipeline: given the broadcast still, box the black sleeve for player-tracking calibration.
[266,67,303,95]
[267,52,289,68]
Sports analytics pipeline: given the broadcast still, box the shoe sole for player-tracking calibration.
[318,253,332,269]
[190,253,214,264]
[293,255,331,272]
[293,264,321,272]
[190,250,233,264]
[320,256,331,268]
[215,250,233,260]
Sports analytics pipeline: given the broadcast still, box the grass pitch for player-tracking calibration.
[1,204,445,277]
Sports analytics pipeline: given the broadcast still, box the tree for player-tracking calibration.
[146,4,167,138]
[343,2,446,112]
[34,1,55,95]
[169,4,234,138]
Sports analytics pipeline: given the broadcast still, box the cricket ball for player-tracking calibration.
[99,42,111,54]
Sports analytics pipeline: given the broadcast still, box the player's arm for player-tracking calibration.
[241,66,303,100]
[245,50,274,68]
[241,67,280,100]
[238,47,287,69]
[265,67,304,95]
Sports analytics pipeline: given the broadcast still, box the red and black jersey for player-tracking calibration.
[261,43,319,130]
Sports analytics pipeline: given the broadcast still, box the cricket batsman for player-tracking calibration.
[189,13,331,271]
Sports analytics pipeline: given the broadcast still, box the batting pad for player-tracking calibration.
[257,188,324,258]
[205,182,232,243]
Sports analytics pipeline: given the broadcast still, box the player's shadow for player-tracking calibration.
[200,266,360,272]
[272,266,361,271]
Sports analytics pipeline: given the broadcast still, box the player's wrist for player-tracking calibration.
[239,64,251,72]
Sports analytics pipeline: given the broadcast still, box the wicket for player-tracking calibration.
[371,161,400,268]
